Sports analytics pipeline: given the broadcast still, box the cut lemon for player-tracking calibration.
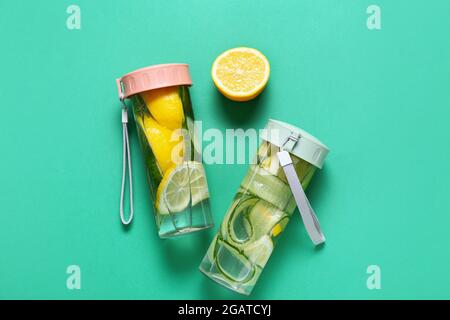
[188,161,210,206]
[271,224,283,237]
[271,217,289,237]
[141,87,184,130]
[137,114,183,173]
[155,161,209,214]
[212,47,270,102]
[155,166,176,215]
[155,164,189,214]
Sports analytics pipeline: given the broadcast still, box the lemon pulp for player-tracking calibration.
[212,47,270,101]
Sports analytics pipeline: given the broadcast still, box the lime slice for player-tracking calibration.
[156,161,209,214]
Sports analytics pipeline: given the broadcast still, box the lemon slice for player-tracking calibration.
[188,161,210,206]
[155,161,209,214]
[212,47,270,102]
[270,217,289,237]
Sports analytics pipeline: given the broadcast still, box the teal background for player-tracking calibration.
[1,0,449,299]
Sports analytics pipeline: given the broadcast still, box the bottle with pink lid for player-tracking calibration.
[117,64,213,237]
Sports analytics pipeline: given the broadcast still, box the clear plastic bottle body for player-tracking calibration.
[199,141,316,295]
[130,85,213,238]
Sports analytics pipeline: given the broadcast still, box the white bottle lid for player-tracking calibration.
[260,119,329,169]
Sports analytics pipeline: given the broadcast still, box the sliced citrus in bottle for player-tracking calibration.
[141,87,184,130]
[155,166,175,215]
[270,217,289,237]
[212,47,270,102]
[155,164,189,214]
[188,161,210,206]
[137,114,183,173]
[155,161,209,214]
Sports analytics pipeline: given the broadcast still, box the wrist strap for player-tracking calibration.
[277,135,325,245]
[120,105,134,225]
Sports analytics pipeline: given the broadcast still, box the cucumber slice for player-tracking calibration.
[242,235,273,268]
[248,199,288,240]
[206,234,218,264]
[260,155,280,176]
[214,238,255,283]
[257,141,270,164]
[284,197,297,215]
[221,194,259,245]
[241,165,292,210]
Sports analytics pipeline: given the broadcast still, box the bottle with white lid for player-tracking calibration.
[199,119,329,295]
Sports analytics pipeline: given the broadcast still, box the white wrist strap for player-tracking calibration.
[277,137,325,245]
[120,106,134,225]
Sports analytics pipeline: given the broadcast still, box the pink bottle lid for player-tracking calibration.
[116,63,192,99]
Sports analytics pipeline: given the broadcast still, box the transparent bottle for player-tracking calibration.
[199,119,329,295]
[117,64,213,238]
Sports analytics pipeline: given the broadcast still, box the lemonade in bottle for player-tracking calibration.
[117,64,213,237]
[200,119,329,294]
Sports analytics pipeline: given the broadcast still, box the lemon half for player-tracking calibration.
[212,47,270,102]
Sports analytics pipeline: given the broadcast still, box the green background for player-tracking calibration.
[1,0,449,299]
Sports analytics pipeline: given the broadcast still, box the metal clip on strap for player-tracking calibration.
[277,134,325,245]
[120,100,134,225]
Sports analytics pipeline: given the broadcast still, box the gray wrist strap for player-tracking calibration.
[277,141,325,245]
[120,106,134,225]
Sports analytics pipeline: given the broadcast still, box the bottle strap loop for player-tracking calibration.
[119,103,134,225]
[278,133,325,245]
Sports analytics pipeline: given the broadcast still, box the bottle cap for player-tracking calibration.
[260,119,329,169]
[116,63,192,99]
